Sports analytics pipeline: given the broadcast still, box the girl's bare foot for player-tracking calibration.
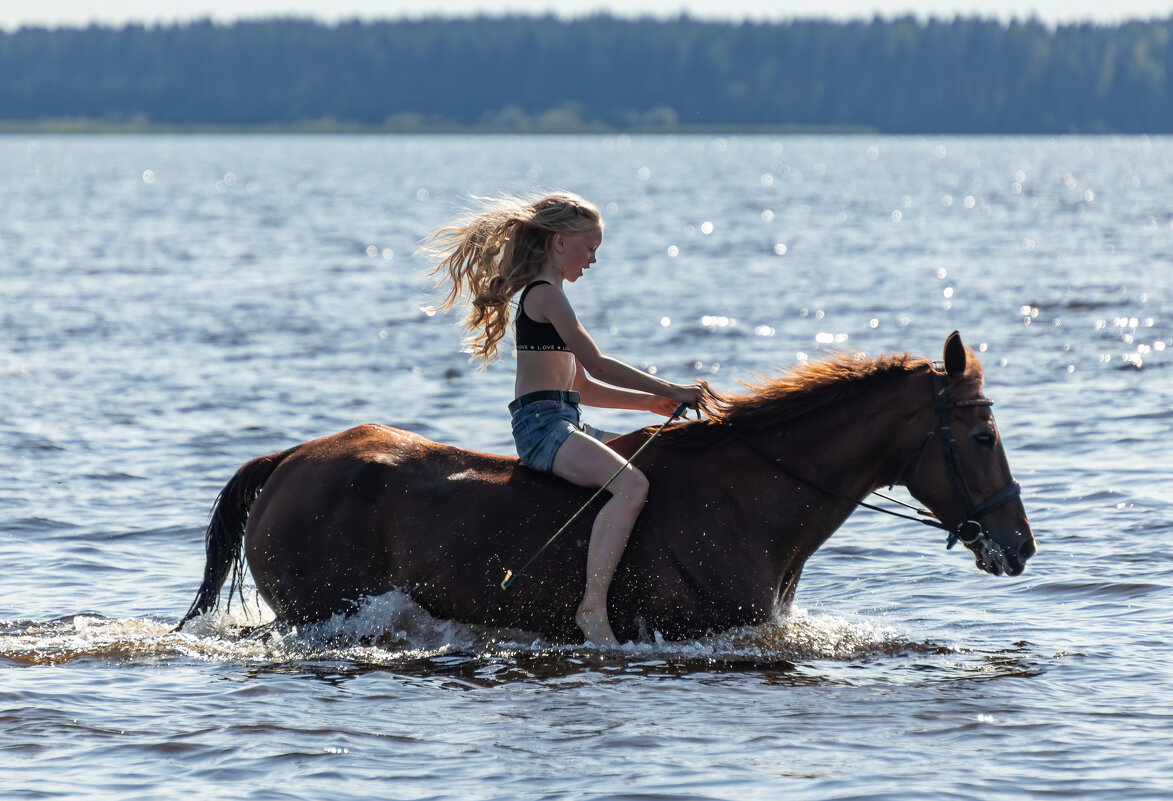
[576,605,617,646]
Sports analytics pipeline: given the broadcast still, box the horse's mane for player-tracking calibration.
[664,349,984,447]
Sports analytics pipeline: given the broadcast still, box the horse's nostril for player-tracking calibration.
[1019,538,1037,560]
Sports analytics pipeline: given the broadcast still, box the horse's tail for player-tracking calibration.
[175,449,294,631]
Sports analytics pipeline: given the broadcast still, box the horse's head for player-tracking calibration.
[902,332,1036,577]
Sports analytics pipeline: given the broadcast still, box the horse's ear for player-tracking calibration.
[944,331,967,377]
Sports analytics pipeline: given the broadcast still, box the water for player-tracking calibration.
[3,133,1171,799]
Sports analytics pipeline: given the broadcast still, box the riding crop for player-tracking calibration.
[500,403,690,591]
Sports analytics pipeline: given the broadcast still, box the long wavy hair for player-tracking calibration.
[425,192,603,364]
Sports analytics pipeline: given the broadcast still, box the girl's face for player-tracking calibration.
[555,226,602,282]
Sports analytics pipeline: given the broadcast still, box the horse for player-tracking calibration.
[178,332,1035,643]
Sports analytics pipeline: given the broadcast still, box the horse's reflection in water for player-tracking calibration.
[179,332,1035,644]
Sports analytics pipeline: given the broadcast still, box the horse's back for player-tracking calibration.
[242,424,524,622]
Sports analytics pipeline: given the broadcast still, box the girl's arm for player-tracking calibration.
[534,284,701,411]
[571,361,680,415]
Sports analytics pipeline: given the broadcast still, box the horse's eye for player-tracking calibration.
[974,431,996,448]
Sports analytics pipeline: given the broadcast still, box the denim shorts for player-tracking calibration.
[510,398,617,473]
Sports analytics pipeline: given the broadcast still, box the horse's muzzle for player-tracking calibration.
[971,527,1035,577]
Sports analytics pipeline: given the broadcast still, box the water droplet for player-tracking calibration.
[637,166,651,181]
[869,318,879,329]
[700,221,714,235]
[142,169,155,183]
[366,245,378,257]
[667,245,679,258]
[660,316,671,327]
[773,243,788,256]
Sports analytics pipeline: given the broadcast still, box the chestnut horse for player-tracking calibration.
[178,332,1035,642]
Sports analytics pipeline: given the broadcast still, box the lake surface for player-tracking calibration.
[2,133,1171,799]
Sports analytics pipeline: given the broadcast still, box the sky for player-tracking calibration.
[3,0,1173,30]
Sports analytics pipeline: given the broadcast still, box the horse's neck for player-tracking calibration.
[771,373,932,501]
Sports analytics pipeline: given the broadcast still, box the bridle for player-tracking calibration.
[926,368,1021,550]
[733,366,1021,553]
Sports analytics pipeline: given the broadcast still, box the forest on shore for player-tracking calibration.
[3,14,1172,133]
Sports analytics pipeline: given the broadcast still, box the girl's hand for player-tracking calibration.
[650,383,713,417]
[648,395,686,417]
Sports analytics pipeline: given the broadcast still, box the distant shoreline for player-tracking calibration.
[5,16,1171,134]
[0,118,880,136]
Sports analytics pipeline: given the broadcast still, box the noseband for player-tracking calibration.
[734,366,1021,552]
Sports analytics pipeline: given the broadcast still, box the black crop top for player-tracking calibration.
[515,281,570,352]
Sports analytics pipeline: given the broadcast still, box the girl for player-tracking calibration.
[427,192,707,645]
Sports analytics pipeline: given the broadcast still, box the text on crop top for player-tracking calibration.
[515,281,570,352]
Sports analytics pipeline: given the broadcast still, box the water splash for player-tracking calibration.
[1,590,922,675]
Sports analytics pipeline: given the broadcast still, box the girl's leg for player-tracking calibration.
[550,430,649,645]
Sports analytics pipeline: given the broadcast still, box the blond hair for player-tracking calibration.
[425,192,603,364]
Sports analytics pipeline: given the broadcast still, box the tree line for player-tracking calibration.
[2,14,1172,133]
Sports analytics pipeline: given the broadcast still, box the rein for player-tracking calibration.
[733,367,1020,551]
